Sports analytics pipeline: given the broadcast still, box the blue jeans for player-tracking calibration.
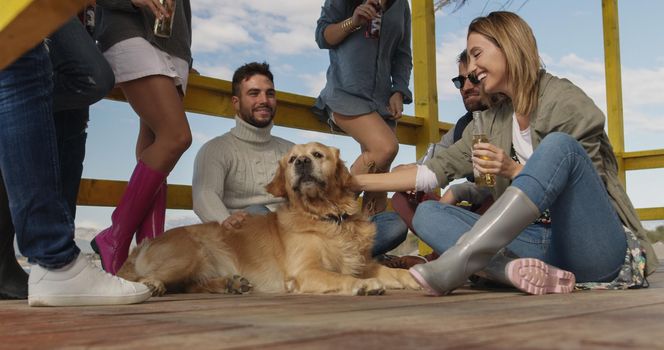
[0,44,79,268]
[48,17,114,217]
[371,211,408,256]
[413,132,626,282]
[49,18,115,112]
[243,204,272,215]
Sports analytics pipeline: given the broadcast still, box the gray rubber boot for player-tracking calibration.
[409,187,540,295]
[472,249,518,288]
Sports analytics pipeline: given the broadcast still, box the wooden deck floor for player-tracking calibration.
[2,264,663,349]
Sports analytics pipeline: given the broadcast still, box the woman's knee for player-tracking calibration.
[540,132,583,152]
[368,140,399,168]
[161,129,192,156]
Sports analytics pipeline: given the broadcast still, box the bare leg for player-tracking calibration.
[332,112,398,215]
[120,75,191,173]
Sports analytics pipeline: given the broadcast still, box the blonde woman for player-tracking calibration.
[352,11,655,296]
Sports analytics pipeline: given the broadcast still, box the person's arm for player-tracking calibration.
[352,165,418,193]
[389,3,413,105]
[192,143,231,223]
[315,0,379,49]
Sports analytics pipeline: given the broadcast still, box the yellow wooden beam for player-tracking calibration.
[108,74,452,147]
[78,179,193,210]
[602,0,626,186]
[411,0,440,256]
[0,0,89,69]
[411,0,441,159]
[636,207,664,222]
[623,150,664,171]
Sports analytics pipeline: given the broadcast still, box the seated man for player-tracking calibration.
[193,62,293,229]
[193,62,408,257]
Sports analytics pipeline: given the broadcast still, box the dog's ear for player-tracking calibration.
[266,159,288,198]
[333,148,353,190]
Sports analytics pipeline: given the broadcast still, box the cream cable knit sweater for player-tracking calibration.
[192,116,294,223]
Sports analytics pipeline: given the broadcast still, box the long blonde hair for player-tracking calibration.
[468,11,541,116]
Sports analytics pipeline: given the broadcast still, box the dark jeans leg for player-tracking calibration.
[48,17,114,112]
[54,109,89,218]
[0,44,79,268]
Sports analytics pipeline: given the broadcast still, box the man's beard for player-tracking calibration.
[239,105,275,128]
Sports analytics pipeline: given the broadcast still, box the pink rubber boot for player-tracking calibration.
[91,161,166,274]
[135,181,167,245]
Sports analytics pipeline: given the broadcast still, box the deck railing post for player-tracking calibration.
[412,0,439,255]
[602,0,626,186]
[412,0,440,158]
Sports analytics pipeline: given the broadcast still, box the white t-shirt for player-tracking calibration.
[512,113,533,164]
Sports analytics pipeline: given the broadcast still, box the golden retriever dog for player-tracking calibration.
[118,142,419,296]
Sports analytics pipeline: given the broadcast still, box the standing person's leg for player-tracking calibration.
[48,17,115,217]
[0,173,28,299]
[92,75,191,274]
[332,112,398,215]
[49,17,115,112]
[0,44,150,306]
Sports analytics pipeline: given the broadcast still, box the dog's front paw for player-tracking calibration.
[141,278,166,296]
[394,269,422,290]
[225,275,253,295]
[352,278,385,296]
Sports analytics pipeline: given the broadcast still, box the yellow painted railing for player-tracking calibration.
[1,0,663,224]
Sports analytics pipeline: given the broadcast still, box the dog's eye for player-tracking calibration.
[312,151,323,159]
[288,156,296,163]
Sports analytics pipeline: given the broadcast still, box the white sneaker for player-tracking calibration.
[28,254,151,307]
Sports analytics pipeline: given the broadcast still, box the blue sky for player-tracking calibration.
[76,0,664,234]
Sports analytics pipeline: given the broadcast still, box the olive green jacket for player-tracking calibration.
[425,70,657,276]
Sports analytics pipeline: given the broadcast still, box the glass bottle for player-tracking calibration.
[472,111,496,187]
[365,1,382,39]
[154,0,176,38]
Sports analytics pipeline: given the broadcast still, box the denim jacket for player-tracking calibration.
[314,0,412,119]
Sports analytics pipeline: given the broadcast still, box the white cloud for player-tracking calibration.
[191,0,321,57]
[193,62,234,81]
[300,71,327,96]
[191,131,213,145]
[545,52,664,135]
[436,30,467,102]
[296,130,333,141]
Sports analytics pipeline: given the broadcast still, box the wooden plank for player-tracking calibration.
[0,0,89,69]
[411,0,441,157]
[1,267,661,349]
[602,0,626,185]
[636,207,664,221]
[107,74,453,148]
[624,149,664,171]
[78,179,192,209]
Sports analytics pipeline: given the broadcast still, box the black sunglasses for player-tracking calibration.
[451,73,481,89]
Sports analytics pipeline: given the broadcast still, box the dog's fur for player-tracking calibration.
[118,142,419,296]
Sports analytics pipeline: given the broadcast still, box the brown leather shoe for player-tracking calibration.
[378,252,439,270]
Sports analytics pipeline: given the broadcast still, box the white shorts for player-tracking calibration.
[103,37,190,93]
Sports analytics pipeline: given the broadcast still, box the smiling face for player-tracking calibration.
[232,74,277,128]
[458,62,485,112]
[466,32,510,97]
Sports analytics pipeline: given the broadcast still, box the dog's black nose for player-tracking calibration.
[294,156,311,167]
[295,156,311,172]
